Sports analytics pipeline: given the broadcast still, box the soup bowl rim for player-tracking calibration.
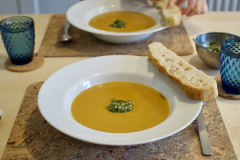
[66,0,167,37]
[38,55,202,146]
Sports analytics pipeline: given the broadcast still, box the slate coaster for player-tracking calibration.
[1,82,237,159]
[38,14,194,57]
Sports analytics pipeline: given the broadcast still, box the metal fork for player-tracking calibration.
[197,101,212,156]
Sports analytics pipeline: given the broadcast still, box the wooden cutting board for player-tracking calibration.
[38,14,194,57]
[1,82,237,159]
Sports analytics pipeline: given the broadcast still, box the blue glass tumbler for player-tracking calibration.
[220,39,240,94]
[0,16,35,65]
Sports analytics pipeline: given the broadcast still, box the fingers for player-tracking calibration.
[167,0,208,16]
[167,0,178,9]
[182,0,208,17]
[176,0,188,8]
[181,0,196,15]
[202,0,208,14]
[187,0,202,16]
[167,0,188,9]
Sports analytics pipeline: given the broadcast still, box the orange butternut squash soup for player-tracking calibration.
[71,82,169,133]
[88,11,156,32]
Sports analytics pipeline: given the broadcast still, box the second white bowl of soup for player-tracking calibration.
[66,0,167,43]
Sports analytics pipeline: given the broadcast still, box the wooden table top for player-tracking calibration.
[0,12,240,159]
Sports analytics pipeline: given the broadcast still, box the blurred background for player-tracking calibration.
[0,0,240,14]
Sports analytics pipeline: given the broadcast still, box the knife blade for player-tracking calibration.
[197,104,212,156]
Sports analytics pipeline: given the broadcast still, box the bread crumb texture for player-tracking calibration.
[148,42,218,101]
[153,0,181,26]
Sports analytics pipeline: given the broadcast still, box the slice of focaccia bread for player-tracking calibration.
[153,0,181,27]
[148,42,218,101]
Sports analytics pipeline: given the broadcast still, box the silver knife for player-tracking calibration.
[197,102,212,156]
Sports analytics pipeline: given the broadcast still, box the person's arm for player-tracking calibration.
[167,0,208,17]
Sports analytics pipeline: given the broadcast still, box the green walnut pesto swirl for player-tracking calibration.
[107,99,134,113]
[109,19,126,28]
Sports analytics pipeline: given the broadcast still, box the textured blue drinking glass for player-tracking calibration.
[220,39,240,94]
[0,16,35,65]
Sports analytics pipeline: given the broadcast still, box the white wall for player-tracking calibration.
[0,0,79,14]
[0,0,19,14]
[0,0,240,14]
[18,0,35,14]
[207,0,240,11]
[37,0,79,14]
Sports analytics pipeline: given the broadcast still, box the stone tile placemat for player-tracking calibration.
[38,14,194,57]
[2,82,237,159]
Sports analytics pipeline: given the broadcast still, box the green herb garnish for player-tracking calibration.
[200,41,222,52]
[107,99,134,113]
[207,41,222,52]
[109,19,126,28]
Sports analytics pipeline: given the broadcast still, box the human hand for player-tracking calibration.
[167,0,208,17]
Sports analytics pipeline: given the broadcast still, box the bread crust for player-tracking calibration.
[148,42,218,101]
[153,0,181,26]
